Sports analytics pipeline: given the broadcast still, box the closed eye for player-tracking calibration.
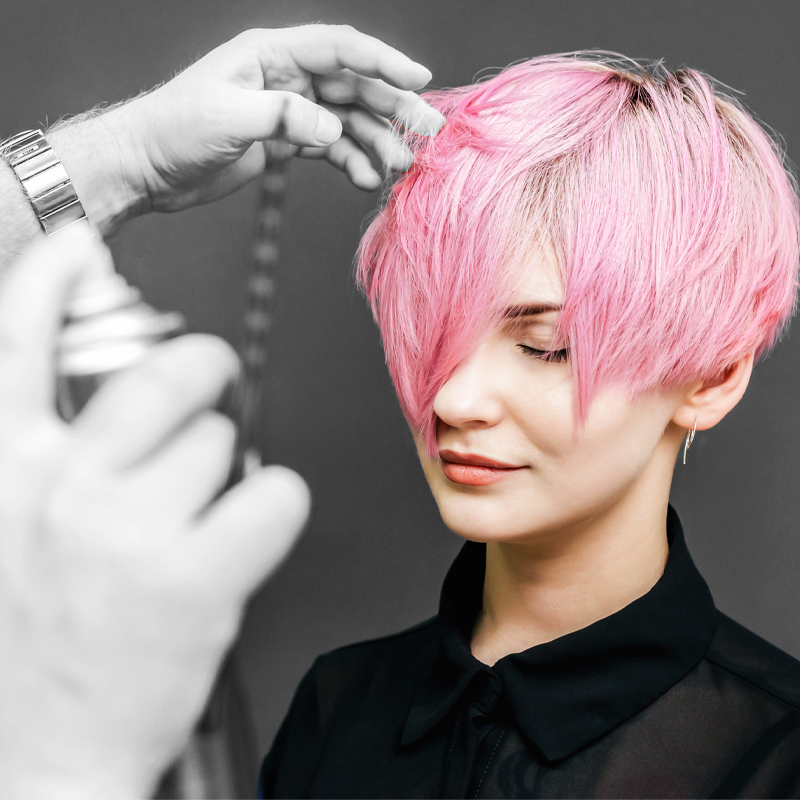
[518,344,570,363]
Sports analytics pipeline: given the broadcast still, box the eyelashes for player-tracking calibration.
[517,344,570,363]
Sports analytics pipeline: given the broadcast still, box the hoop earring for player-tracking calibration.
[683,415,698,465]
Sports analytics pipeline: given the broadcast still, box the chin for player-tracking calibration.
[419,457,552,542]
[432,486,548,543]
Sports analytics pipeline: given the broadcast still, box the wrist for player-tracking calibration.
[0,158,43,261]
[47,102,152,238]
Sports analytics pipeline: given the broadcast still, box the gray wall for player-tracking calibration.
[2,0,799,760]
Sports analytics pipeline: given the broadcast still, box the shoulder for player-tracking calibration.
[705,610,800,713]
[259,616,442,797]
[270,615,441,733]
[298,617,439,706]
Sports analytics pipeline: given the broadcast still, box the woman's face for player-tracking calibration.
[415,245,686,545]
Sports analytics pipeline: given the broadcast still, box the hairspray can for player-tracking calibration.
[56,271,185,420]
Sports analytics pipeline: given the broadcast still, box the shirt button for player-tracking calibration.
[469,670,501,714]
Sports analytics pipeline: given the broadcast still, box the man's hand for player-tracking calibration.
[0,227,310,798]
[48,24,445,234]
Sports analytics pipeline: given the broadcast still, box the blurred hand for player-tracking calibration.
[48,24,445,233]
[0,227,310,798]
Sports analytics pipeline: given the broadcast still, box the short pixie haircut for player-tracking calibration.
[357,53,800,452]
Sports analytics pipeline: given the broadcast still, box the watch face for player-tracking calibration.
[0,130,43,159]
[0,128,86,234]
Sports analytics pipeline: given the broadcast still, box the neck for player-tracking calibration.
[471,439,678,667]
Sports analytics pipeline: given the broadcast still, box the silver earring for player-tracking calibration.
[683,415,698,465]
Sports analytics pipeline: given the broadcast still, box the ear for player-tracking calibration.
[672,352,755,432]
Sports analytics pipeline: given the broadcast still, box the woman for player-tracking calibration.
[260,53,800,798]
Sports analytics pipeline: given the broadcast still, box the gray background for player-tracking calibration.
[2,0,799,761]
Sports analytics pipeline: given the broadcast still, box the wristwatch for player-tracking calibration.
[0,129,87,234]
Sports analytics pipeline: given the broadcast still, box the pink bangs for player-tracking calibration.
[356,54,800,455]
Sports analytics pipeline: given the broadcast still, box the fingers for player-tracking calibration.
[299,136,382,191]
[190,465,311,601]
[115,412,236,528]
[226,26,444,171]
[247,25,433,92]
[0,224,113,419]
[73,334,239,471]
[321,136,383,190]
[298,106,415,190]
[334,105,413,171]
[232,89,343,148]
[315,70,445,136]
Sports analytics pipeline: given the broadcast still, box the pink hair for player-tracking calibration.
[356,54,800,454]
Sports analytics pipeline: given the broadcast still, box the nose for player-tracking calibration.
[433,342,504,430]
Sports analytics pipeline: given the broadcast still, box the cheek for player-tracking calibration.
[505,366,576,460]
[415,435,445,489]
[501,378,626,524]
[532,388,672,507]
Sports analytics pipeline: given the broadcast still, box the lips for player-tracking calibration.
[438,449,526,486]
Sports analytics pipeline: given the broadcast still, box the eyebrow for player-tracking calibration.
[503,303,563,318]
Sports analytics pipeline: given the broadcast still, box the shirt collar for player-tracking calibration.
[400,505,718,761]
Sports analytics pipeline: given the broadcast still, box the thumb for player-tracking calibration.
[190,465,311,600]
[232,88,342,148]
[0,223,114,418]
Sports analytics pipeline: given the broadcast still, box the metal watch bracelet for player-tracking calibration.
[0,129,87,235]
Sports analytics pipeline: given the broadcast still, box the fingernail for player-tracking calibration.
[413,63,433,84]
[405,107,446,137]
[314,111,342,145]
[391,143,414,171]
[429,109,447,135]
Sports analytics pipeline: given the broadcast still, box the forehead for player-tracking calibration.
[508,240,564,306]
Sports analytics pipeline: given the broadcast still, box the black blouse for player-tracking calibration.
[259,507,800,798]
